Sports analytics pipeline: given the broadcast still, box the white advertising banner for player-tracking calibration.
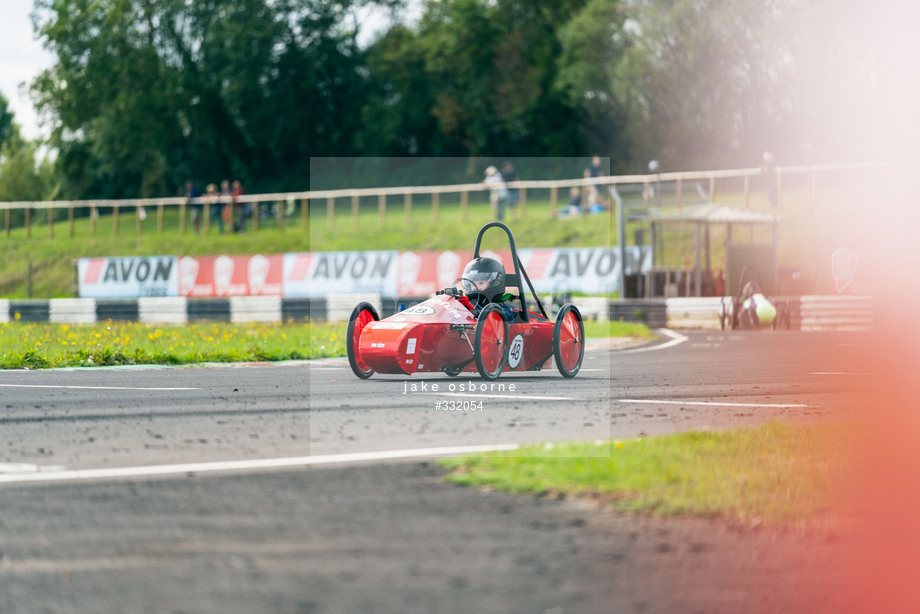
[78,247,651,299]
[78,256,179,298]
[283,251,399,298]
[517,246,652,294]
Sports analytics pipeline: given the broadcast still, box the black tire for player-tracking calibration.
[553,304,585,378]
[346,302,379,379]
[473,304,509,380]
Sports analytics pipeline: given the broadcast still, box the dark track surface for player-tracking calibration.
[0,330,872,613]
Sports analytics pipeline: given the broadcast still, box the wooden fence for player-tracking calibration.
[0,162,877,238]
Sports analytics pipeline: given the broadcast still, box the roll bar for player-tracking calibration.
[472,222,548,321]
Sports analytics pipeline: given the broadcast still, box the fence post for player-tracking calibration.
[136,205,143,235]
[69,205,75,237]
[743,174,750,208]
[157,203,164,233]
[48,207,54,239]
[26,205,31,238]
[432,192,439,224]
[252,201,259,232]
[810,167,816,211]
[326,197,334,229]
[676,178,683,204]
[302,198,309,232]
[203,202,210,234]
[460,190,468,223]
[179,202,186,235]
[549,186,557,217]
[776,169,783,208]
[352,194,359,230]
[404,193,412,224]
[378,194,386,227]
[90,204,97,236]
[113,204,119,235]
[5,208,9,237]
[519,187,526,220]
[277,200,285,232]
[708,174,715,203]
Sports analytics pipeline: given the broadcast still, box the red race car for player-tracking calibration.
[346,222,585,380]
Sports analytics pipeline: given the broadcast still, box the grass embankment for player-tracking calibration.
[0,176,861,297]
[439,421,857,528]
[0,321,342,368]
[0,319,649,368]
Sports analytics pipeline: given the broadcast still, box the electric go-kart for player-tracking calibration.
[719,266,790,330]
[346,222,585,380]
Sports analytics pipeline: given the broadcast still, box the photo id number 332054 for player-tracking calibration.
[435,400,484,411]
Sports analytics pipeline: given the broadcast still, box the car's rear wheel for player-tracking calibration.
[346,302,379,379]
[474,304,508,380]
[553,304,584,378]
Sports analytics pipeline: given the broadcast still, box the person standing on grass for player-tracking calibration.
[232,180,248,232]
[482,165,508,221]
[185,180,202,234]
[204,183,222,233]
[501,162,519,218]
[586,154,606,207]
[220,179,233,232]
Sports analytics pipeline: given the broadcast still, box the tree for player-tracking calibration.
[31,0,382,198]
[0,98,56,208]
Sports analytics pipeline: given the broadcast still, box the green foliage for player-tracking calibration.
[23,0,887,199]
[0,95,56,206]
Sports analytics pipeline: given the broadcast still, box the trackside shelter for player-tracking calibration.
[645,203,780,297]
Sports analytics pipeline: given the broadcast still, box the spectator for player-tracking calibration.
[205,181,224,233]
[482,165,509,221]
[232,180,249,232]
[559,186,582,218]
[501,162,519,217]
[220,179,234,232]
[185,180,202,234]
[586,154,606,207]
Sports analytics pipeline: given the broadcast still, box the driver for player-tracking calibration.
[450,257,513,320]
[741,281,776,327]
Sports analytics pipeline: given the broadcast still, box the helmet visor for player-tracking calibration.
[464,270,500,292]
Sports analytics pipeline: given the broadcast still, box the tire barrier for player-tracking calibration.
[0,296,874,329]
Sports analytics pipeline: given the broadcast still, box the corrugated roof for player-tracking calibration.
[645,203,778,224]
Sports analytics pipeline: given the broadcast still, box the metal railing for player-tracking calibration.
[0,162,877,238]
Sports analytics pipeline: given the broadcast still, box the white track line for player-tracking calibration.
[0,384,199,391]
[617,329,688,354]
[619,399,808,408]
[0,444,521,486]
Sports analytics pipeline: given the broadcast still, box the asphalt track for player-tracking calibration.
[0,330,873,613]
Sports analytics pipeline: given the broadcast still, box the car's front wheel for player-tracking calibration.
[346,302,379,379]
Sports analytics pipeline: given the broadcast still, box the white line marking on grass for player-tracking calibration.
[618,329,688,354]
[0,444,522,486]
[619,399,809,408]
[0,384,199,391]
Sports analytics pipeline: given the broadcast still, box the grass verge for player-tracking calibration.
[438,421,857,528]
[0,319,650,368]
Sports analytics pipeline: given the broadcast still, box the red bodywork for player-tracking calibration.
[358,295,554,375]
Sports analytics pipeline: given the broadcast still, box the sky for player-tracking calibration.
[0,0,54,141]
